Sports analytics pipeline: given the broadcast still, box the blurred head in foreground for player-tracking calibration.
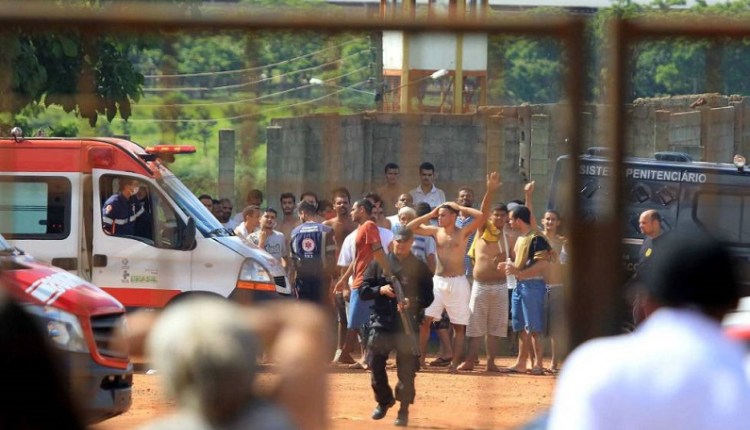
[640,229,739,321]
[147,297,260,425]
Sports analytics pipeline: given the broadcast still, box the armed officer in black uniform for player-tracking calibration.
[360,227,434,427]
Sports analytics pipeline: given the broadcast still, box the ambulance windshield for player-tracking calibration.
[160,176,232,237]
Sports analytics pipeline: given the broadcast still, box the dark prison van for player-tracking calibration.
[548,150,750,296]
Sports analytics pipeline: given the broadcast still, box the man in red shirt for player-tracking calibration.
[345,198,392,369]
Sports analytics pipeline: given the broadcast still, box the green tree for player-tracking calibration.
[2,19,144,127]
[1,0,211,127]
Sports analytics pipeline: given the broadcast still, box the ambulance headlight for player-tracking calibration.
[238,258,273,283]
[23,305,89,353]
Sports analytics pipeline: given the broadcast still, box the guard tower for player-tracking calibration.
[380,0,489,113]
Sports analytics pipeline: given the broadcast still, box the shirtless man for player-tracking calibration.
[375,162,404,217]
[278,192,299,241]
[324,188,358,365]
[457,174,507,372]
[541,209,566,373]
[405,174,491,371]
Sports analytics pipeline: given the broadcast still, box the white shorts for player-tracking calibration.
[424,275,471,326]
[466,280,509,338]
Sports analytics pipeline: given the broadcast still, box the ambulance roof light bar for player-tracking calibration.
[145,145,196,155]
[140,145,196,162]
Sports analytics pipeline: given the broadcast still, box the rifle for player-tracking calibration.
[389,275,421,356]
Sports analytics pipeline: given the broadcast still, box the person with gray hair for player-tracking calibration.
[548,230,750,430]
[138,298,328,430]
[387,193,414,228]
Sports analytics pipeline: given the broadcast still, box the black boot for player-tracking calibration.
[371,399,395,420]
[394,405,409,427]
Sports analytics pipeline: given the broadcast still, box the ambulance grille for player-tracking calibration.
[91,314,128,359]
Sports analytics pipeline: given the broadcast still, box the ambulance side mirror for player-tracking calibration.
[181,217,196,250]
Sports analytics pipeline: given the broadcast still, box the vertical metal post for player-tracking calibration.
[400,32,411,113]
[373,30,384,111]
[218,129,236,202]
[453,33,464,114]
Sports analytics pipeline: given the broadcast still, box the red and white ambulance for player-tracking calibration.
[0,129,291,309]
[0,233,132,423]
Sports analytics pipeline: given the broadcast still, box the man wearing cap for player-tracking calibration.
[548,230,750,430]
[360,226,434,427]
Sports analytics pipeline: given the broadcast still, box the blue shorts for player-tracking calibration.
[348,288,372,330]
[511,279,547,333]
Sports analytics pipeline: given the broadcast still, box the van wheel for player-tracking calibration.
[166,291,224,307]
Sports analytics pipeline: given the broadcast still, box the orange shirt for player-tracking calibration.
[352,220,382,288]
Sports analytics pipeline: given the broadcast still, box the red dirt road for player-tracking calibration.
[93,357,555,430]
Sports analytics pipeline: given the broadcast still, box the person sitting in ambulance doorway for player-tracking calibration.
[132,186,153,241]
[102,177,145,238]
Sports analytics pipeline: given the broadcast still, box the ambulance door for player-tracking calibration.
[91,170,192,308]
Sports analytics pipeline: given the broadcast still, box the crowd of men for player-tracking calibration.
[195,161,570,425]
[96,160,750,429]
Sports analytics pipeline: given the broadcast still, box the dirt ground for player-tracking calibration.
[93,356,555,430]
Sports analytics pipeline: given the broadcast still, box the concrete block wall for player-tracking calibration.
[265,93,750,216]
[530,113,550,212]
[268,112,490,210]
[667,110,702,158]
[627,102,658,157]
[705,106,735,163]
[484,106,526,203]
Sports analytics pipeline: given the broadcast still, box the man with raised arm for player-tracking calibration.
[457,174,505,372]
[405,173,494,372]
